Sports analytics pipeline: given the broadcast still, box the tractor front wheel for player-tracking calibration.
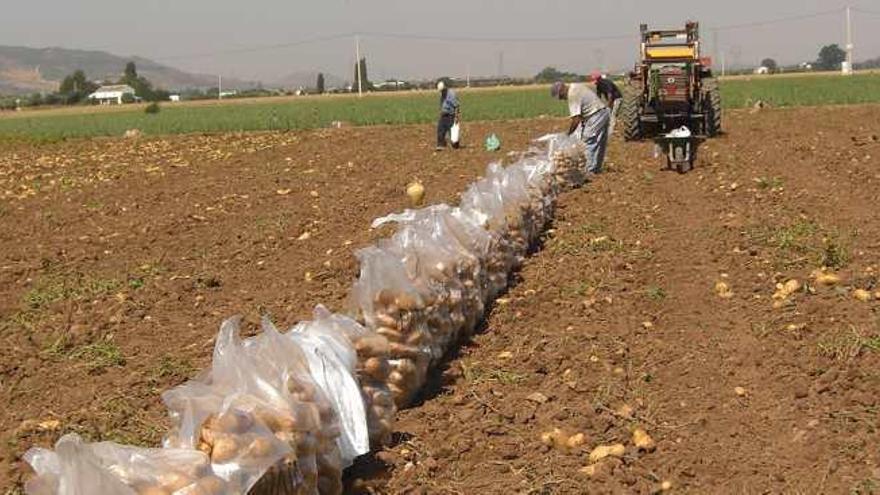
[621,91,643,142]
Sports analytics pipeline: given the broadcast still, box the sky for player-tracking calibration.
[2,0,880,84]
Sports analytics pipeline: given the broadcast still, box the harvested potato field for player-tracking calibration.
[3,106,880,493]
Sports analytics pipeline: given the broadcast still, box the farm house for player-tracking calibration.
[87,84,136,105]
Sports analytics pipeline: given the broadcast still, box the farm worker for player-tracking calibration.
[551,80,611,175]
[591,72,622,135]
[436,80,461,150]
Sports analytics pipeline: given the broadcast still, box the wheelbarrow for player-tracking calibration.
[654,126,704,174]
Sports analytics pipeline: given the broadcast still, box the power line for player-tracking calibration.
[852,7,880,18]
[714,8,844,31]
[360,32,634,43]
[152,33,355,61]
[141,7,849,62]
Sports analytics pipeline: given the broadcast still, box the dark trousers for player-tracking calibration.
[437,113,456,147]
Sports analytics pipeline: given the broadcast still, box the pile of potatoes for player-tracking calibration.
[23,435,232,495]
[314,308,396,447]
[551,141,587,189]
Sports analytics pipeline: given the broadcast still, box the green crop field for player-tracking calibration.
[719,73,880,108]
[1,73,879,140]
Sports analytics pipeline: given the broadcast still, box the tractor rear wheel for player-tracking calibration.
[621,91,643,141]
[703,80,722,137]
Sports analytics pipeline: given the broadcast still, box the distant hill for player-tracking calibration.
[274,71,345,90]
[0,45,258,94]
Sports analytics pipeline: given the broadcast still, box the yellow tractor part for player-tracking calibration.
[645,45,696,59]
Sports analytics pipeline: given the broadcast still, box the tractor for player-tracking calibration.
[620,22,722,171]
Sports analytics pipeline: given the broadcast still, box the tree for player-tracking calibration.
[316,73,325,94]
[124,62,138,81]
[119,61,158,101]
[352,57,371,91]
[58,70,99,104]
[535,66,581,83]
[816,44,846,71]
[760,58,778,73]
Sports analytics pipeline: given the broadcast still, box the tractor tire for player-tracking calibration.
[621,92,643,142]
[703,80,722,137]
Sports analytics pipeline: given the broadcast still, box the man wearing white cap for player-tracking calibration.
[436,80,460,150]
[551,80,611,175]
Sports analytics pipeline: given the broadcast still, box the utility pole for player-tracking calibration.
[844,6,854,75]
[355,35,363,97]
[466,63,471,88]
[218,75,222,100]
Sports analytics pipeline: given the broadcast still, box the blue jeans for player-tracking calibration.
[582,108,610,173]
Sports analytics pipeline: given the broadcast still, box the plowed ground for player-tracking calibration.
[3,106,880,494]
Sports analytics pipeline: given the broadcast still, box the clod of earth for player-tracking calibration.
[541,428,573,451]
[616,404,635,419]
[527,392,549,404]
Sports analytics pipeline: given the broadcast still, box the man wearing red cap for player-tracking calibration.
[551,80,610,176]
[591,72,622,136]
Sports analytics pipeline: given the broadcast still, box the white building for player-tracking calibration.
[88,85,136,105]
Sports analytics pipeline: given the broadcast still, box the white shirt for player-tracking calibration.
[567,83,606,119]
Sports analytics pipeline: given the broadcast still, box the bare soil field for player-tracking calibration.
[2,106,880,493]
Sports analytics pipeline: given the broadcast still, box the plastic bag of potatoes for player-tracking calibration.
[351,244,434,408]
[24,433,231,495]
[373,204,490,339]
[162,316,346,495]
[298,306,395,447]
[282,313,370,467]
[538,133,587,190]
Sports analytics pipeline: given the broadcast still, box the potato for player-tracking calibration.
[190,476,227,495]
[197,441,212,455]
[375,289,397,306]
[158,472,193,491]
[853,289,872,302]
[632,428,656,452]
[388,371,406,386]
[215,410,253,433]
[376,327,404,341]
[139,486,171,495]
[388,343,422,360]
[394,293,420,310]
[244,436,274,459]
[363,357,389,380]
[588,443,626,463]
[374,314,399,329]
[210,435,240,463]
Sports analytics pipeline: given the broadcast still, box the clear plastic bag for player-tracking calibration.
[373,205,489,338]
[162,316,342,495]
[284,312,370,469]
[537,133,587,190]
[303,306,395,447]
[24,433,231,495]
[350,244,433,408]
